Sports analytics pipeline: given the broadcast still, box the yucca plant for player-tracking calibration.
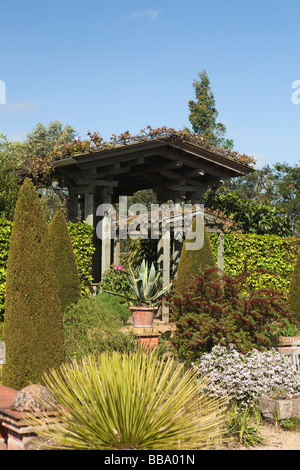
[103,260,171,306]
[24,350,228,450]
[226,405,264,448]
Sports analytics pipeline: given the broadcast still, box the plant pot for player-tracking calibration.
[129,306,158,328]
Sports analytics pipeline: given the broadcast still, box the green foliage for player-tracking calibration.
[0,219,94,320]
[24,350,228,450]
[188,69,234,149]
[281,417,300,431]
[0,219,12,319]
[209,233,300,298]
[226,162,300,236]
[170,268,296,362]
[63,292,131,360]
[113,260,171,306]
[226,405,263,447]
[49,211,81,313]
[67,221,95,297]
[0,134,23,220]
[2,179,65,390]
[203,188,293,236]
[289,247,300,321]
[176,220,216,291]
[121,237,158,269]
[21,121,77,186]
[98,264,131,297]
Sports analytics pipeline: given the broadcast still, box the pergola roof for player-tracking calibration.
[53,135,254,201]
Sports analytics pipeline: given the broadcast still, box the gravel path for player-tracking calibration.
[238,424,300,450]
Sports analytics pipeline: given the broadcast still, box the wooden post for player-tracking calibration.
[84,193,95,226]
[217,231,224,272]
[67,187,79,222]
[114,236,121,266]
[162,234,170,323]
[100,191,112,279]
[172,198,183,279]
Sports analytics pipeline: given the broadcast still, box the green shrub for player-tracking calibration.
[0,219,12,320]
[67,221,95,297]
[170,268,296,362]
[0,219,94,320]
[98,264,131,298]
[289,247,300,322]
[209,233,300,297]
[2,179,65,389]
[63,292,131,359]
[49,211,81,313]
[176,220,216,291]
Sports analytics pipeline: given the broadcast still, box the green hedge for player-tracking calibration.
[210,233,300,297]
[0,218,95,319]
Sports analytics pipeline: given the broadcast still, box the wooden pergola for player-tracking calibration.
[51,134,254,320]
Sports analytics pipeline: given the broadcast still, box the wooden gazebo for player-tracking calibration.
[51,134,254,295]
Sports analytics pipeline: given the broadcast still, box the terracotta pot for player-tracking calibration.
[129,306,158,328]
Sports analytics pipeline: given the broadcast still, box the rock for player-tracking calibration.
[13,384,58,412]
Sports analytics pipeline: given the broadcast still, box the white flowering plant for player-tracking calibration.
[193,344,300,410]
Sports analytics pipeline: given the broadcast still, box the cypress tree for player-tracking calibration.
[49,210,81,313]
[289,247,300,323]
[2,178,65,390]
[176,218,216,291]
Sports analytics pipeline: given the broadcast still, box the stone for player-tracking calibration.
[259,395,300,421]
[12,384,58,413]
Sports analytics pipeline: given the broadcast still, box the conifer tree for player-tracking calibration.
[289,247,300,323]
[176,218,216,291]
[49,210,81,313]
[2,178,65,390]
[188,69,234,149]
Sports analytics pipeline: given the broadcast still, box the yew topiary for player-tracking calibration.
[289,247,300,322]
[49,210,81,313]
[2,178,65,390]
[176,218,216,291]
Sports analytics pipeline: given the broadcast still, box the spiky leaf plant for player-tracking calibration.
[24,350,228,450]
[103,259,171,305]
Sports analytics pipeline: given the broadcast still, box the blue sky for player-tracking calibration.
[1,0,300,169]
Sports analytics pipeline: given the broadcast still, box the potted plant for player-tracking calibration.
[103,260,171,327]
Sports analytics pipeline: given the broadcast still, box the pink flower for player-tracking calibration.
[115,265,124,271]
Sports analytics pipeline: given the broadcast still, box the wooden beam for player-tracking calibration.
[75,148,158,170]
[168,184,204,192]
[75,178,119,187]
[158,148,235,179]
[170,140,249,175]
[159,168,207,190]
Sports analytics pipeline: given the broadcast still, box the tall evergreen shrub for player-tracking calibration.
[176,219,216,290]
[49,211,81,313]
[289,247,300,323]
[2,179,65,390]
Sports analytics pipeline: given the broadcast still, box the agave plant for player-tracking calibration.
[23,349,229,450]
[103,260,171,306]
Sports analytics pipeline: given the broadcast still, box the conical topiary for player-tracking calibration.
[176,218,216,291]
[289,247,300,323]
[2,178,65,390]
[49,210,81,314]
